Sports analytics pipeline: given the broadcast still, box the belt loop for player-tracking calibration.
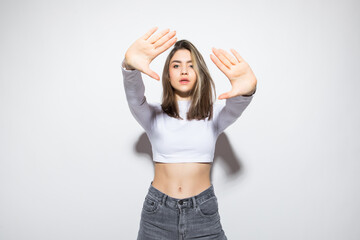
[192,196,197,209]
[161,194,167,205]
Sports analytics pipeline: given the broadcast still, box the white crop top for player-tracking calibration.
[122,64,254,163]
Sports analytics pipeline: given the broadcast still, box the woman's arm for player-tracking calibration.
[210,47,257,135]
[121,27,177,132]
[122,60,156,132]
[214,94,254,135]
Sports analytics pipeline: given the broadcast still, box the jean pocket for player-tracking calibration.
[142,195,161,214]
[197,196,219,218]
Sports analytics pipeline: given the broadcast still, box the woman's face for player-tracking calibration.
[169,49,197,101]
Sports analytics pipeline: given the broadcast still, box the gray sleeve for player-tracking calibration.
[214,95,254,136]
[121,62,156,133]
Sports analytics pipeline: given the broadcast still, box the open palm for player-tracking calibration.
[210,48,257,99]
[124,27,177,81]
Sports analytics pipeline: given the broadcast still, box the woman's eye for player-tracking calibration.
[172,64,193,68]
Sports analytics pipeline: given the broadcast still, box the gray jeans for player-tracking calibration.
[137,181,228,240]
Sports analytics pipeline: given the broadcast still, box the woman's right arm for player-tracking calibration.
[121,27,177,132]
[121,60,155,132]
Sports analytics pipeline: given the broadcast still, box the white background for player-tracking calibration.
[1,0,359,239]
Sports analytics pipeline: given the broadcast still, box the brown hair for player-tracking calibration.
[161,40,216,120]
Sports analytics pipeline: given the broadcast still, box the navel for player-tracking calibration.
[178,186,182,192]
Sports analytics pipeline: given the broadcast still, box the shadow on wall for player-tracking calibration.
[134,132,244,181]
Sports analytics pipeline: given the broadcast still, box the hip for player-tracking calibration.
[137,181,227,239]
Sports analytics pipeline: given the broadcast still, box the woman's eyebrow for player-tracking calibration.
[170,60,193,64]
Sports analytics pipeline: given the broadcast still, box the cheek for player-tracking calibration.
[169,69,178,79]
[191,72,197,82]
[168,73,175,82]
[192,80,197,87]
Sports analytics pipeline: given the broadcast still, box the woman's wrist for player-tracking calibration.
[122,59,136,70]
[242,86,256,96]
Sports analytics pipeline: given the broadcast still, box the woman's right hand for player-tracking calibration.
[123,27,177,81]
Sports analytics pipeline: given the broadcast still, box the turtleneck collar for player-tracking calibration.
[177,100,191,112]
[177,99,191,105]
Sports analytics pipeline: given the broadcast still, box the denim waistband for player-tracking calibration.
[147,181,216,210]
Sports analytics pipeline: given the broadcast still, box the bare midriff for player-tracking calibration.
[152,162,212,199]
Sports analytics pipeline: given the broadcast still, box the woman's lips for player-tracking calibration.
[180,79,190,84]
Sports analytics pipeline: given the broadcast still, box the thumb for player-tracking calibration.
[218,91,235,100]
[143,67,160,81]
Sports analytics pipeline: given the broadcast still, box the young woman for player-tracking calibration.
[121,27,257,240]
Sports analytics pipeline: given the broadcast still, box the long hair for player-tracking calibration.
[161,40,216,120]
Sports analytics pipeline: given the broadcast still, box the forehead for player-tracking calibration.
[170,49,192,62]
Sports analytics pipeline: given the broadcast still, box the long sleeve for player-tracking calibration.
[121,61,156,133]
[214,94,254,136]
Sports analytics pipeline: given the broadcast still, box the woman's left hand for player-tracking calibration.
[210,48,257,100]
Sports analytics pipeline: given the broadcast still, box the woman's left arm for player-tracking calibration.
[210,48,257,135]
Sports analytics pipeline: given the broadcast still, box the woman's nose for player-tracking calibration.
[181,67,188,75]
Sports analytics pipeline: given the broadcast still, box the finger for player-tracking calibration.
[210,53,229,75]
[212,48,232,69]
[219,49,237,65]
[230,48,244,62]
[155,36,177,55]
[142,26,158,40]
[143,67,160,81]
[154,30,176,49]
[148,28,170,44]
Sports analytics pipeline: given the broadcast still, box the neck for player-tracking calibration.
[174,91,192,101]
